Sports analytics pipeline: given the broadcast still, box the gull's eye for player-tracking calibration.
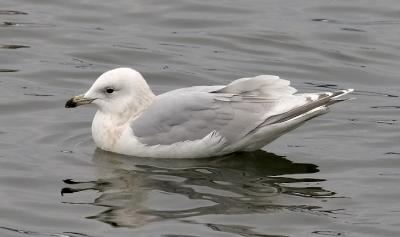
[105,88,114,94]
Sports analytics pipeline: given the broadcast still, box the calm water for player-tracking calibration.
[1,0,399,236]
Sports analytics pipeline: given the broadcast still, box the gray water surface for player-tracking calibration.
[1,0,400,236]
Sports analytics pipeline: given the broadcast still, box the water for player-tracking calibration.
[0,0,399,236]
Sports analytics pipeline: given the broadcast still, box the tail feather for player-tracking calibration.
[327,89,354,105]
[232,88,354,151]
[262,88,354,126]
[332,88,354,99]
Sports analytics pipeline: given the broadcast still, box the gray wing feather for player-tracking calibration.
[132,92,235,145]
[131,75,294,146]
[131,75,348,146]
[214,75,297,96]
[132,91,275,146]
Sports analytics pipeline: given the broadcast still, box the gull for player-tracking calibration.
[66,68,353,158]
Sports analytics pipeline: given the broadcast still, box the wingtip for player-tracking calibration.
[341,88,354,93]
[333,88,354,99]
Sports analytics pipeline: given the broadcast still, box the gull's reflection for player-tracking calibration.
[62,149,335,228]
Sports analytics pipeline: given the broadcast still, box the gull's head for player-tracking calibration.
[65,68,155,115]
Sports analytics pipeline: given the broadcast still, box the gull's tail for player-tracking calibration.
[327,88,354,105]
[263,88,354,125]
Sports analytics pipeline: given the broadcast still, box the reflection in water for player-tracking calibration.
[62,150,335,229]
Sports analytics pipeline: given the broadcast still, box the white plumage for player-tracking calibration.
[66,68,353,158]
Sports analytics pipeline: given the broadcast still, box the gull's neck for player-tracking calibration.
[92,92,155,151]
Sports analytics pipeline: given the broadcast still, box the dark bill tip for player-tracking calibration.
[65,98,77,108]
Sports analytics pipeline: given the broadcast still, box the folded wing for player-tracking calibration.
[131,75,351,146]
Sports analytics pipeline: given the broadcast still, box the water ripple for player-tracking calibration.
[0,21,55,28]
[0,226,91,237]
[0,44,30,49]
[0,10,27,15]
[0,69,18,72]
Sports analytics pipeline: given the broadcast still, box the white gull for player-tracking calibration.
[66,68,353,158]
